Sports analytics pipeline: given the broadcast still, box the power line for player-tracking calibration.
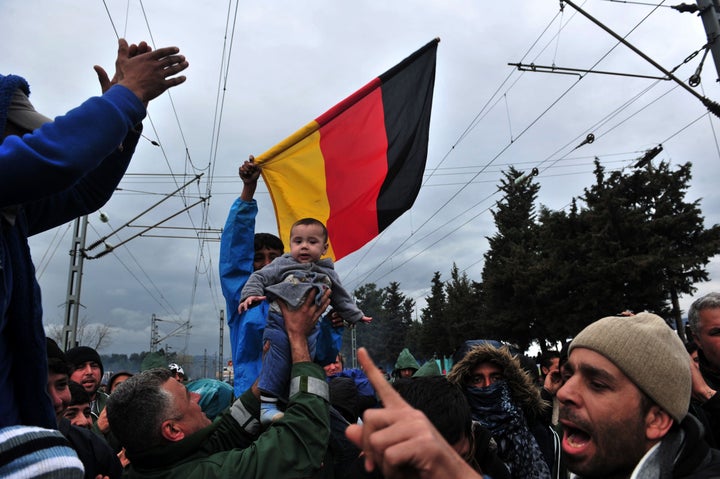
[345,0,702,292]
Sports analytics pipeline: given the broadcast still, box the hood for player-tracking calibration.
[447,343,548,423]
[394,348,420,371]
[413,359,441,377]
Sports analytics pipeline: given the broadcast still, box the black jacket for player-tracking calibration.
[59,417,123,479]
[665,414,720,478]
[689,350,720,449]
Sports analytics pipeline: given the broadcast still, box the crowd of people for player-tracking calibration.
[3,36,720,479]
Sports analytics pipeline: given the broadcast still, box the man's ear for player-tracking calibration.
[161,419,185,442]
[644,405,674,441]
[693,332,703,350]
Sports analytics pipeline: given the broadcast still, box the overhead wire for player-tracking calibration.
[342,7,573,283]
[90,3,712,346]
[347,6,593,288]
[343,7,572,286]
[35,223,73,280]
[196,0,244,319]
[88,220,181,317]
[97,0,234,351]
[345,0,695,293]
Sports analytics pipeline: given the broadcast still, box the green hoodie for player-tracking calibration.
[413,359,441,377]
[394,348,420,372]
[125,362,330,479]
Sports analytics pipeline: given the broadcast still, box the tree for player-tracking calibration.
[481,166,542,350]
[351,283,387,367]
[382,282,415,366]
[46,316,113,351]
[444,264,484,349]
[535,200,587,344]
[577,159,720,338]
[418,271,449,357]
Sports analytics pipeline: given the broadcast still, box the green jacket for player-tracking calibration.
[125,362,330,479]
[393,348,419,372]
[413,359,441,377]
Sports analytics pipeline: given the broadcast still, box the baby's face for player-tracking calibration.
[290,223,328,263]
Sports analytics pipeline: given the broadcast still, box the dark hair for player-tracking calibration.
[68,381,91,406]
[108,371,134,393]
[329,376,359,423]
[393,376,471,446]
[539,351,560,376]
[48,358,72,376]
[519,354,540,383]
[46,338,72,376]
[685,339,699,355]
[291,218,328,242]
[254,233,284,253]
[106,368,174,453]
[539,351,560,369]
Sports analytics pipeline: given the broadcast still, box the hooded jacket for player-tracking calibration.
[393,348,420,374]
[413,359,441,377]
[448,344,547,424]
[448,344,560,479]
[0,73,144,429]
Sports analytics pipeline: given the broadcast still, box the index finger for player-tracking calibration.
[357,347,405,408]
[149,45,181,60]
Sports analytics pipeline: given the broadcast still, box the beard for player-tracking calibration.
[560,407,649,479]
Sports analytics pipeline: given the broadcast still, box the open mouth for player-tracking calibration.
[561,421,592,456]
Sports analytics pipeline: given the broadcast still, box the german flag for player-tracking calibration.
[255,38,438,260]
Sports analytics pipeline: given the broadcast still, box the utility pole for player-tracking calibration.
[696,0,720,82]
[62,215,88,350]
[218,310,224,380]
[150,314,159,352]
[203,348,208,378]
[561,0,720,116]
[351,328,357,369]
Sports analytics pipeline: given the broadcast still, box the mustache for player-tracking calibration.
[558,407,592,434]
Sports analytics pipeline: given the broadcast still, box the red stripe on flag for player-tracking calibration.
[319,86,388,259]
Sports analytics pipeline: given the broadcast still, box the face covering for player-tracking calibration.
[465,380,551,479]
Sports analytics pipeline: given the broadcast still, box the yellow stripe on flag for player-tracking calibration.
[255,121,336,259]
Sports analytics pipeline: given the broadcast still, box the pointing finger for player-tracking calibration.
[357,347,404,409]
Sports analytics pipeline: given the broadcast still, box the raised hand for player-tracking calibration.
[94,38,188,104]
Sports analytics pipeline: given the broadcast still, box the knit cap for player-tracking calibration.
[0,425,84,479]
[45,338,66,363]
[569,312,691,422]
[0,74,51,133]
[65,346,104,377]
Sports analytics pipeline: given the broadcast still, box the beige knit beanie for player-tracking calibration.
[569,312,691,422]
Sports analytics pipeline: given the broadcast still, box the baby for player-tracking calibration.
[239,217,371,424]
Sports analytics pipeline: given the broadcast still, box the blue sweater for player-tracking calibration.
[0,79,145,428]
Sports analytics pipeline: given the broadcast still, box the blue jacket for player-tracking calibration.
[219,198,267,397]
[0,77,145,429]
[219,199,342,396]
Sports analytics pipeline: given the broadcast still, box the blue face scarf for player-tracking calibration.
[465,380,551,479]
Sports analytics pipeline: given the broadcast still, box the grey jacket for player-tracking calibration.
[241,254,364,324]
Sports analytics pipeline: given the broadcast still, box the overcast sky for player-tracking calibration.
[4,0,719,360]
